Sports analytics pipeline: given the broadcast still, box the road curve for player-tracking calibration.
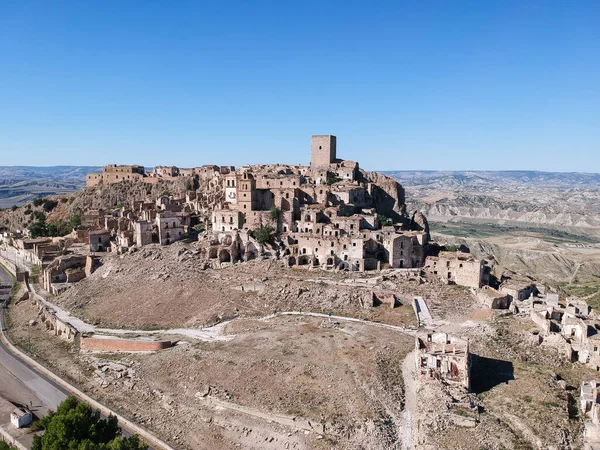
[0,264,174,450]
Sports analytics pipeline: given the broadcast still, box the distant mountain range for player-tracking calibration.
[0,166,101,208]
[0,166,599,209]
[383,170,600,189]
[383,170,600,230]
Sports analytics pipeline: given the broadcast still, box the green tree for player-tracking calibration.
[378,214,392,226]
[70,214,81,229]
[268,207,281,223]
[0,441,17,450]
[32,396,147,450]
[326,171,341,186]
[33,198,44,207]
[29,220,48,238]
[252,225,276,245]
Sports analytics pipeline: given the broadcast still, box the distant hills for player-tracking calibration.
[383,170,600,189]
[383,170,600,230]
[0,166,101,208]
[0,166,599,209]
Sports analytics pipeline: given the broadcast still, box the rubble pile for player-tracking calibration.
[80,355,138,389]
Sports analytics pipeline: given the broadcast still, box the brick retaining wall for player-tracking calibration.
[80,336,172,352]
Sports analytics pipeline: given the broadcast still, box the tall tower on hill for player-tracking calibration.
[310,135,336,166]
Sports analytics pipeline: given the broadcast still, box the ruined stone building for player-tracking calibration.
[156,210,187,245]
[424,251,484,289]
[416,332,471,390]
[529,294,600,369]
[209,135,430,271]
[86,164,146,187]
[500,280,537,302]
[77,135,436,272]
[89,229,111,252]
[581,381,600,448]
[42,254,98,295]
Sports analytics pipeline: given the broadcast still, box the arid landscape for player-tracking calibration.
[1,155,599,450]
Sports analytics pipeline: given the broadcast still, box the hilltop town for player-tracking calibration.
[1,136,600,449]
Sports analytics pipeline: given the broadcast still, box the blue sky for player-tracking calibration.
[0,1,598,172]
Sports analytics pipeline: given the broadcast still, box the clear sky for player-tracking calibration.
[0,1,598,172]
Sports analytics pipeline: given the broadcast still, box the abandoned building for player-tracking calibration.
[86,164,146,187]
[42,254,99,295]
[208,135,430,271]
[529,294,600,369]
[424,251,484,289]
[476,286,511,309]
[89,229,111,252]
[581,381,600,447]
[501,280,537,302]
[415,332,471,390]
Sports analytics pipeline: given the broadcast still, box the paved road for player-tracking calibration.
[0,265,68,410]
[0,265,166,449]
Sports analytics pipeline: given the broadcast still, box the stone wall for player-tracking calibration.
[80,336,172,353]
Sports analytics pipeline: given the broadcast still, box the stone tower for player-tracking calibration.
[311,135,336,166]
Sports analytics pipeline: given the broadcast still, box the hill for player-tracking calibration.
[0,166,101,208]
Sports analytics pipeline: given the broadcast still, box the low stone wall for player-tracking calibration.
[80,336,172,353]
[0,426,28,450]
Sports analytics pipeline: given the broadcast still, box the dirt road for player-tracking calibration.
[401,351,417,450]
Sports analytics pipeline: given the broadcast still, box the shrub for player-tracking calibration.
[42,199,58,212]
[252,225,276,245]
[269,207,281,223]
[29,220,47,238]
[379,214,392,226]
[33,198,44,207]
[326,171,341,186]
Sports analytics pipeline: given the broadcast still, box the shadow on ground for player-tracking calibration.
[470,354,515,394]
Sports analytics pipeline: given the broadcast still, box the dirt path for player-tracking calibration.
[197,396,327,435]
[401,351,417,450]
[262,311,418,335]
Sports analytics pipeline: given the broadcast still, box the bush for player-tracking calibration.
[29,214,80,238]
[32,396,148,450]
[42,199,58,212]
[379,214,392,226]
[252,225,276,245]
[326,171,341,186]
[269,207,281,223]
[33,198,44,207]
[29,221,47,238]
[11,205,17,211]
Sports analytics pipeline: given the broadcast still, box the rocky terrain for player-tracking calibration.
[7,251,596,450]
[2,167,600,449]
